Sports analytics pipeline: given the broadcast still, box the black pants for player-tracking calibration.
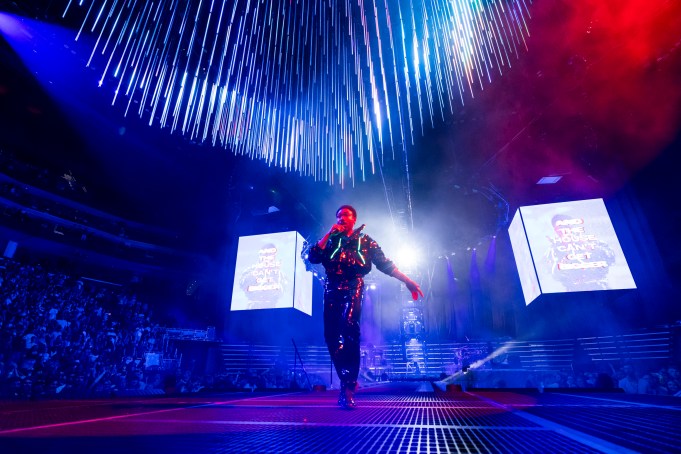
[323,277,364,391]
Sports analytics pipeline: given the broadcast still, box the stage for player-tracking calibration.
[1,382,679,453]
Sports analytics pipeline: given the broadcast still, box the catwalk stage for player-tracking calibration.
[1,382,679,453]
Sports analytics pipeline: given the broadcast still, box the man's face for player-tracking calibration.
[336,208,356,232]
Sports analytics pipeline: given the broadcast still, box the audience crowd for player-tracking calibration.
[0,257,312,399]
[0,259,165,399]
[1,257,679,400]
[613,363,681,396]
[465,364,681,396]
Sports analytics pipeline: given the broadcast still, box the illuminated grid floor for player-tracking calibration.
[1,383,679,453]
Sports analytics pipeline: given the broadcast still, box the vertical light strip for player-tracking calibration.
[66,0,532,185]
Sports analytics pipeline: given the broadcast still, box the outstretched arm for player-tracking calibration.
[391,268,425,300]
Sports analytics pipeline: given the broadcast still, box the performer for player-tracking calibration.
[304,205,424,408]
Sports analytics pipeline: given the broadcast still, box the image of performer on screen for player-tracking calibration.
[545,213,616,291]
[303,204,424,408]
[239,242,289,309]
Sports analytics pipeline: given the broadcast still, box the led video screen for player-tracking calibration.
[508,209,541,305]
[509,198,636,305]
[230,231,312,315]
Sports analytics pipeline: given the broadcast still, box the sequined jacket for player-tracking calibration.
[306,232,396,282]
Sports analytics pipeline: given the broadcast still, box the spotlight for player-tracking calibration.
[394,246,422,268]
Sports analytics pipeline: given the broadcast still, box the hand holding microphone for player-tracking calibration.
[329,223,346,236]
[318,224,344,249]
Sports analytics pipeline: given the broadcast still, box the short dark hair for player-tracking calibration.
[336,205,357,218]
[551,214,571,227]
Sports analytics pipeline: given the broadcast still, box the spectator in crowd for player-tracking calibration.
[618,364,639,394]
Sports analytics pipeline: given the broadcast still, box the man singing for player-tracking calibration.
[305,205,424,408]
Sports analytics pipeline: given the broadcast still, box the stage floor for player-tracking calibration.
[1,382,679,453]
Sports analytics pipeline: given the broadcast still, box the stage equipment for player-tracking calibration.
[509,198,636,305]
[60,0,531,185]
[231,231,312,315]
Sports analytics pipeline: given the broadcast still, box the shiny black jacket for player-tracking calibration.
[306,232,396,281]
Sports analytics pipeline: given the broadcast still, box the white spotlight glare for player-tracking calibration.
[394,246,422,268]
